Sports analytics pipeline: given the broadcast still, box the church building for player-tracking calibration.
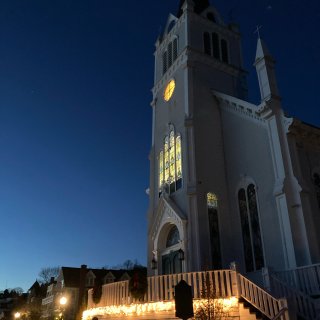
[147,0,320,283]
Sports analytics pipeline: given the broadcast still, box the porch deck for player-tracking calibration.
[83,269,289,320]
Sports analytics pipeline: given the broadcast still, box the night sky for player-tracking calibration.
[0,0,319,291]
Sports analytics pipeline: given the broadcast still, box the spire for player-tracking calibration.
[254,36,280,101]
[255,38,272,62]
[177,0,210,17]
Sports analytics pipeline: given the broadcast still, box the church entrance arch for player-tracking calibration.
[157,223,183,275]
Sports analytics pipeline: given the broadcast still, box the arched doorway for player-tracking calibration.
[161,225,183,275]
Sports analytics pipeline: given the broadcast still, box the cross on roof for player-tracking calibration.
[254,25,262,38]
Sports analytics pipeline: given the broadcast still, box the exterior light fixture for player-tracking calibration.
[59,296,67,305]
[14,312,21,319]
[178,248,184,261]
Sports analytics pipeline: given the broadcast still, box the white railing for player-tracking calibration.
[147,270,237,302]
[273,263,320,296]
[88,280,130,308]
[238,274,289,320]
[87,269,289,319]
[270,274,319,319]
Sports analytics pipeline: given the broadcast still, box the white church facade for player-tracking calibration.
[83,1,320,319]
[147,0,320,280]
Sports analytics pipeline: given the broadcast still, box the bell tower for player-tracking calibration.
[147,0,247,275]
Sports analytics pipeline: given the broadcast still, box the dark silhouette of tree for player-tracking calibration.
[38,267,59,284]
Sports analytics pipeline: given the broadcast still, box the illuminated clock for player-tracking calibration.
[164,79,175,101]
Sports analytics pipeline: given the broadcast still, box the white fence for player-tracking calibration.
[87,269,288,319]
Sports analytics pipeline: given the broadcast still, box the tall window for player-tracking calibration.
[212,33,220,59]
[238,184,264,272]
[221,39,229,63]
[203,32,211,55]
[203,32,227,63]
[313,173,320,208]
[158,129,182,195]
[207,193,222,269]
[162,38,178,75]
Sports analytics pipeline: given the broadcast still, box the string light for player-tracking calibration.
[82,298,238,320]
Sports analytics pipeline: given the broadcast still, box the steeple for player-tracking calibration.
[254,37,280,101]
[177,0,210,17]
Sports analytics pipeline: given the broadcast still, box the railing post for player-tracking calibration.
[230,261,240,297]
[278,298,291,320]
[262,267,273,293]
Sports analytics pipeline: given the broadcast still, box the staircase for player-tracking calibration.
[262,264,320,320]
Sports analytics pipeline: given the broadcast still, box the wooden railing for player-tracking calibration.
[88,280,130,308]
[270,273,319,319]
[147,270,237,302]
[238,274,289,320]
[273,263,320,296]
[87,269,289,319]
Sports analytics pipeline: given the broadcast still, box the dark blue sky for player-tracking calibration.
[0,0,319,291]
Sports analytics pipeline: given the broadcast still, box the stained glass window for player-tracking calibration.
[207,193,221,269]
[207,192,218,208]
[176,135,182,179]
[238,186,264,272]
[164,136,169,184]
[159,151,164,189]
[158,129,182,195]
[313,173,320,209]
[247,184,264,270]
[169,131,175,183]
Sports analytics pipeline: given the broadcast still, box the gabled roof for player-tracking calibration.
[60,267,134,288]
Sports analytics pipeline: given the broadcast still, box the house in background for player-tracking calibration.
[41,265,131,320]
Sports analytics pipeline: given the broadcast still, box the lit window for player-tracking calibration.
[164,80,175,101]
[207,193,221,269]
[159,151,164,189]
[158,128,182,195]
[238,184,264,272]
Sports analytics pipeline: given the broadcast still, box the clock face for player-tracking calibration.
[164,79,175,101]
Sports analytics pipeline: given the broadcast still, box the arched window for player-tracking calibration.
[166,225,180,247]
[162,226,182,275]
[203,32,228,63]
[212,33,220,60]
[207,193,222,269]
[238,184,264,272]
[313,173,320,208]
[158,128,182,195]
[162,38,178,75]
[203,32,211,55]
[162,51,168,74]
[221,39,229,63]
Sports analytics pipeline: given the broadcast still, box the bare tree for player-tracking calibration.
[38,267,60,284]
[194,272,233,320]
